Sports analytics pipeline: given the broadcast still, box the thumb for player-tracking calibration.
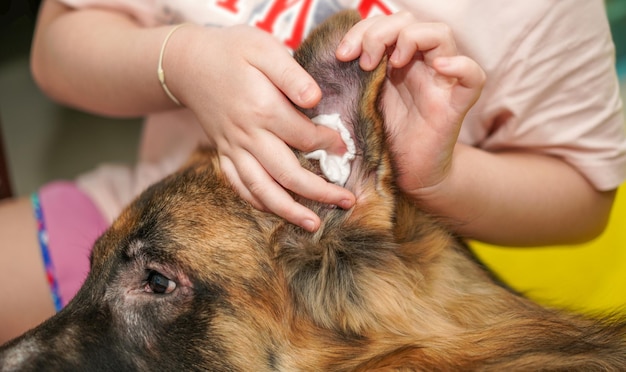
[251,47,322,109]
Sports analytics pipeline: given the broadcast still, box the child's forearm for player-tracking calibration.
[31,0,180,117]
[412,143,616,246]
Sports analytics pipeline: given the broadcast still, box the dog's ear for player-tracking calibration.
[275,11,408,335]
[293,10,395,232]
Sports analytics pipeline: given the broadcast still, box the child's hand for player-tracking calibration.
[173,25,355,232]
[336,12,485,198]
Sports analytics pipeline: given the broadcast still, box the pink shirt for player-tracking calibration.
[60,0,626,223]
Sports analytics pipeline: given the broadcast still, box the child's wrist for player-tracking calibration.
[157,23,190,106]
[156,23,206,109]
[408,144,472,220]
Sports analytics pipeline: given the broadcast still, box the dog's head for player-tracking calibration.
[0,11,446,371]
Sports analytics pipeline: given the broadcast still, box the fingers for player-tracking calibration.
[254,131,354,203]
[433,55,486,110]
[249,44,322,109]
[238,99,354,232]
[220,153,321,232]
[220,139,356,232]
[242,29,348,155]
[390,23,457,67]
[337,11,457,70]
[433,56,485,90]
[272,108,348,155]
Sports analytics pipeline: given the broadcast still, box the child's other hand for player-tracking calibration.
[336,12,485,198]
[173,25,355,232]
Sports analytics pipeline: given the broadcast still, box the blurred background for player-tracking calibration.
[0,0,625,197]
[0,0,141,197]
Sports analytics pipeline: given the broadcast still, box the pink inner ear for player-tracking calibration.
[294,10,391,207]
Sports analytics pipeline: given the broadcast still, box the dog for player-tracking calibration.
[2,10,626,371]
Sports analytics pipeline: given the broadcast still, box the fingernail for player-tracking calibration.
[435,57,451,68]
[339,198,354,210]
[360,53,372,70]
[299,83,316,104]
[303,219,317,232]
[337,40,352,58]
[390,49,401,65]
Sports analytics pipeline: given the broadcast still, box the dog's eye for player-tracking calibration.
[145,270,177,294]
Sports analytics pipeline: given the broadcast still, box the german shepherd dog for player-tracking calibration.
[2,10,626,371]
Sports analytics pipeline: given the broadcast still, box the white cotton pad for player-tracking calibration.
[305,113,355,186]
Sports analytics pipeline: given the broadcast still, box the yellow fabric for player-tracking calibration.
[470,186,626,315]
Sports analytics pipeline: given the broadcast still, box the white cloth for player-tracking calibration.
[305,114,355,186]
